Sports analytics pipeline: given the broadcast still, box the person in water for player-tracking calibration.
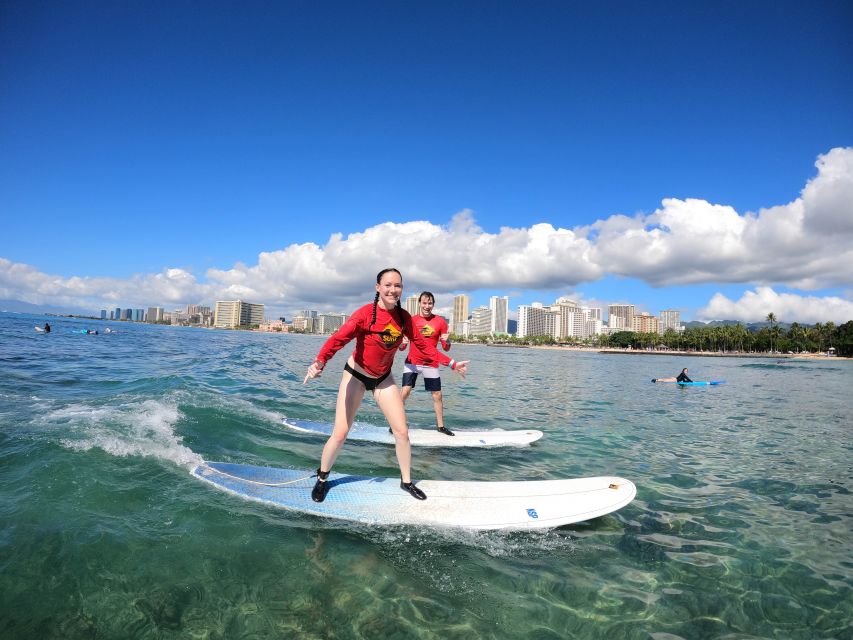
[652,368,692,383]
[303,268,469,503]
[44,322,51,333]
[399,291,455,436]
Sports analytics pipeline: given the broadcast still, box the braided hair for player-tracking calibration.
[371,268,403,327]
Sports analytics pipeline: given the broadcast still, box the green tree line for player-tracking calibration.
[449,320,853,356]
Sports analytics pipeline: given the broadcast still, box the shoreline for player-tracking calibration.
[463,341,848,360]
[595,348,847,360]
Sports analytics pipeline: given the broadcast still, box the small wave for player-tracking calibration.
[168,388,284,428]
[741,362,840,371]
[42,398,203,470]
[740,363,791,369]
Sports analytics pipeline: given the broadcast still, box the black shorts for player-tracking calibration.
[344,363,391,391]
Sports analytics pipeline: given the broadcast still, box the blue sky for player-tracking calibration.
[2,1,852,323]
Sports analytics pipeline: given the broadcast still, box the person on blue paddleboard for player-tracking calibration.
[652,368,692,383]
[303,268,469,503]
[398,291,455,436]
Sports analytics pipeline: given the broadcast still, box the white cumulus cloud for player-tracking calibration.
[2,147,852,318]
[589,147,853,288]
[0,258,205,310]
[697,287,853,324]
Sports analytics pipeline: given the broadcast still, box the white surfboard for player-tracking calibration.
[34,326,44,332]
[282,417,543,448]
[193,461,636,530]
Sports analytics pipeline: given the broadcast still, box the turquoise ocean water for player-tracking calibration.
[1,312,851,639]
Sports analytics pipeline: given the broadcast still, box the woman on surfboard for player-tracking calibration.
[652,368,692,383]
[303,268,469,503]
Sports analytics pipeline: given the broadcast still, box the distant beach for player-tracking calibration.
[473,341,850,359]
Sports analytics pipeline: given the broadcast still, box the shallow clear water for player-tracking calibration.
[1,312,851,639]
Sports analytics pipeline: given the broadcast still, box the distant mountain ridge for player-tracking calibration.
[0,299,93,316]
[682,320,812,331]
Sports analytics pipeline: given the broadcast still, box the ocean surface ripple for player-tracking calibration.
[1,313,851,639]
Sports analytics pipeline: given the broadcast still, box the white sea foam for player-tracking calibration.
[196,390,284,426]
[47,398,203,470]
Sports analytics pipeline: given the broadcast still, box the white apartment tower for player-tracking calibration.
[315,313,347,334]
[404,295,419,316]
[660,309,682,334]
[584,307,604,337]
[469,306,493,336]
[608,304,635,330]
[214,300,265,329]
[551,297,580,339]
[489,296,509,334]
[517,303,556,339]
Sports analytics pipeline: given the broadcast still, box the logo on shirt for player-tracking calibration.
[420,323,436,337]
[379,323,402,348]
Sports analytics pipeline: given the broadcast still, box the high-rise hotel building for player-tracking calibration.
[469,306,493,336]
[404,295,420,316]
[632,312,660,334]
[490,295,509,335]
[608,304,635,330]
[659,309,682,333]
[518,299,603,339]
[517,303,556,339]
[315,313,348,334]
[214,300,265,329]
[550,297,580,339]
[451,294,469,335]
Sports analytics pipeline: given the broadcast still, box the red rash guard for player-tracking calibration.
[315,303,453,378]
[406,314,450,367]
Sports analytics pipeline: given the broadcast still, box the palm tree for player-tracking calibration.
[825,321,836,349]
[766,313,778,353]
[811,322,824,352]
[733,323,748,352]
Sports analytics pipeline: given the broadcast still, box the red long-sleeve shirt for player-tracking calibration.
[315,303,452,377]
[405,313,450,367]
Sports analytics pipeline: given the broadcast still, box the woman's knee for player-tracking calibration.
[328,430,349,446]
[389,423,409,439]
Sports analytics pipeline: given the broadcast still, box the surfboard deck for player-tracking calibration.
[281,417,543,447]
[192,461,636,530]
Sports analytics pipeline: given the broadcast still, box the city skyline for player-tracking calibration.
[38,275,853,330]
[86,289,813,337]
[2,3,852,324]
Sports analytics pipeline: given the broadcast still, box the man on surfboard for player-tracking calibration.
[303,268,470,503]
[398,291,455,436]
